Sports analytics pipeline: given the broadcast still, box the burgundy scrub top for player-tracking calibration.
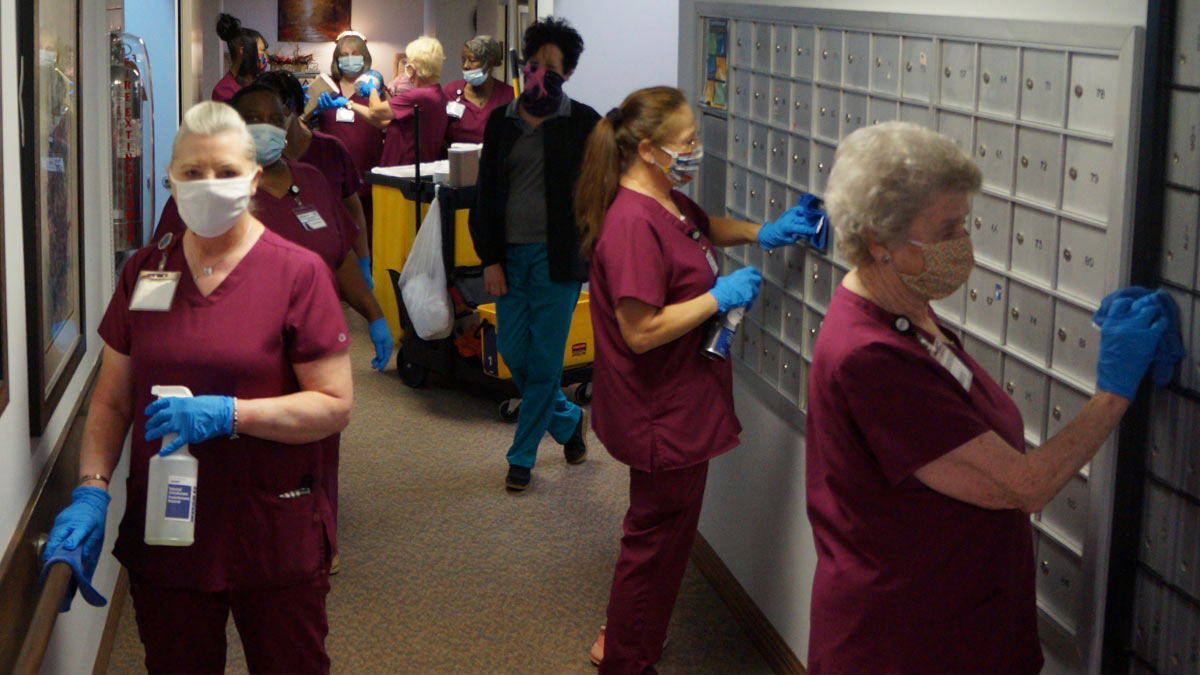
[313,92,384,195]
[301,129,362,199]
[211,72,242,103]
[589,187,741,472]
[100,229,349,591]
[442,78,516,145]
[380,84,449,167]
[155,159,358,272]
[805,284,1042,674]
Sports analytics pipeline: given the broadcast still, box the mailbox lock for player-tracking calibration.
[786,311,792,319]
[818,162,825,173]
[1063,249,1072,262]
[797,46,804,55]
[770,198,778,207]
[820,106,827,115]
[754,91,762,99]
[795,100,803,109]
[1069,167,1078,180]
[752,141,760,149]
[906,61,913,72]
[970,289,978,300]
[737,38,743,47]
[782,363,789,371]
[1016,232,1025,245]
[1058,328,1068,342]
[756,41,762,50]
[944,66,952,78]
[750,189,758,198]
[848,54,854,64]
[1074,84,1084,97]
[982,72,991,84]
[1040,560,1050,575]
[1011,307,1020,320]
[772,146,779,155]
[736,87,743,95]
[1021,156,1030,168]
[793,154,800,162]
[1007,382,1016,394]
[846,113,852,122]
[734,134,742,143]
[876,57,882,67]
[1026,77,1034,90]
[978,145,987,157]
[974,217,983,229]
[733,182,741,191]
[776,44,782,53]
[822,49,829,59]
[1173,153,1181,165]
[1052,406,1062,420]
[774,96,781,104]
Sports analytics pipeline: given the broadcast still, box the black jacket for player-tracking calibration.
[469,98,601,282]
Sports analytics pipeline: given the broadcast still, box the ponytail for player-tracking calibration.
[575,86,688,259]
[576,117,622,259]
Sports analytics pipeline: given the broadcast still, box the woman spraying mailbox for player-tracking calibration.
[42,102,352,673]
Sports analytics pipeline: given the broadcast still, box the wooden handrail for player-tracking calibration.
[13,560,73,675]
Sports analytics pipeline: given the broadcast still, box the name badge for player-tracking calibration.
[335,107,355,123]
[295,206,328,231]
[446,100,466,119]
[930,340,973,392]
[705,249,719,276]
[129,271,181,312]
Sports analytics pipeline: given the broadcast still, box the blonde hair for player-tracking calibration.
[825,121,981,267]
[405,36,445,83]
[576,87,689,259]
[170,101,256,166]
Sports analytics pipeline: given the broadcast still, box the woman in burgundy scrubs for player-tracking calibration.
[442,35,514,145]
[360,36,450,166]
[311,32,385,240]
[44,102,351,673]
[805,121,1172,673]
[211,13,266,103]
[575,86,807,673]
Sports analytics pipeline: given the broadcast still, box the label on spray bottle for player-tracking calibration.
[164,476,197,522]
[702,306,746,361]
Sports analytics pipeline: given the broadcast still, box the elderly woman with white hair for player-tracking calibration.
[443,35,514,144]
[43,101,351,673]
[804,121,1172,673]
[365,35,450,165]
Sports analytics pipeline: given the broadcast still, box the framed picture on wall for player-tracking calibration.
[0,124,7,416]
[278,0,351,42]
[19,0,85,435]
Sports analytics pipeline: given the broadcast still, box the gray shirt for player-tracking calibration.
[502,95,573,244]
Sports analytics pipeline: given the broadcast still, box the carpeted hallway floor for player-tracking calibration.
[106,309,771,674]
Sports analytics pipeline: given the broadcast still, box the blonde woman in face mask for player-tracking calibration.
[43,101,351,673]
[804,121,1174,673]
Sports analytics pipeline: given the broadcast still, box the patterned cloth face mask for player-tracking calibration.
[519,63,565,117]
[896,233,974,300]
[657,144,705,186]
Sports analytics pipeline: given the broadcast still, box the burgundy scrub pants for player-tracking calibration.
[129,574,331,674]
[600,461,709,675]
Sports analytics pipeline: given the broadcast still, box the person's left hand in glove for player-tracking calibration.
[358,256,374,290]
[144,395,234,454]
[369,318,393,372]
[758,206,810,251]
[355,69,385,99]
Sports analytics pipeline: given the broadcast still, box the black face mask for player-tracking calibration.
[519,63,565,117]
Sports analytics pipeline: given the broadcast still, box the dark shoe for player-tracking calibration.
[564,409,589,465]
[505,465,531,491]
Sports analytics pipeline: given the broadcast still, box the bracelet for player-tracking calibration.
[79,474,110,486]
[230,398,240,439]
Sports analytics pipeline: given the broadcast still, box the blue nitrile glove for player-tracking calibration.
[1093,287,1186,386]
[317,92,349,111]
[760,192,829,251]
[369,318,393,372]
[359,256,374,290]
[42,486,111,611]
[302,84,310,107]
[710,266,763,313]
[355,69,385,98]
[1095,295,1169,399]
[144,395,234,455]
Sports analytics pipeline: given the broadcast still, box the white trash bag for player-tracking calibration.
[397,194,454,340]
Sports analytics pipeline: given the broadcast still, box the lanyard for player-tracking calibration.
[893,316,973,392]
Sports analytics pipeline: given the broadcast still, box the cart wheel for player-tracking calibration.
[574,380,593,405]
[499,398,521,423]
[396,348,428,388]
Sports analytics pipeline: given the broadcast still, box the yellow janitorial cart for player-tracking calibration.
[364,171,594,421]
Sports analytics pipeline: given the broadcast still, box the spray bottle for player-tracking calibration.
[144,385,197,546]
[701,306,746,361]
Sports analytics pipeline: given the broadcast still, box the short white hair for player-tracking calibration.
[825,121,981,267]
[405,36,445,82]
[171,101,256,166]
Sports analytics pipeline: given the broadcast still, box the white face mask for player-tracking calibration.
[171,171,255,238]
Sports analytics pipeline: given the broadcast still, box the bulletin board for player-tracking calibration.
[680,3,1144,673]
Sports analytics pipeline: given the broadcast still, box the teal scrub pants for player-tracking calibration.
[497,243,583,469]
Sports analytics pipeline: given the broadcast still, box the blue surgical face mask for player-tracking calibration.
[338,55,364,75]
[247,123,287,166]
[463,67,488,87]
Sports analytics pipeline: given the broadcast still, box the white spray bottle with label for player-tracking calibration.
[144,385,198,546]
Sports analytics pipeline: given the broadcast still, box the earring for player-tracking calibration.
[880,254,892,264]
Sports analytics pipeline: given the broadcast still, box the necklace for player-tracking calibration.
[188,226,250,280]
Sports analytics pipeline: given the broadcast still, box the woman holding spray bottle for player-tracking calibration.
[575,86,810,672]
[42,102,351,674]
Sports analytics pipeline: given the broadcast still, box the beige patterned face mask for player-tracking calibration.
[897,233,974,300]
